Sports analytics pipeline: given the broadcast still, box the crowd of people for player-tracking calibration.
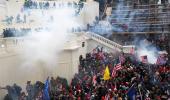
[0,0,169,99]
[0,46,169,100]
[24,0,50,9]
[23,0,84,14]
[2,14,27,25]
[90,0,170,35]
[2,26,86,38]
[105,34,170,57]
[1,0,84,26]
[2,28,31,37]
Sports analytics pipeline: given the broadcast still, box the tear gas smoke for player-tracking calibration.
[92,0,160,64]
[19,7,80,76]
[136,39,159,64]
[92,0,139,35]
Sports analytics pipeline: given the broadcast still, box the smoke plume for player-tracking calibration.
[136,39,159,64]
[19,7,80,77]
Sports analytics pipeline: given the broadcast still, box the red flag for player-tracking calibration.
[141,55,148,63]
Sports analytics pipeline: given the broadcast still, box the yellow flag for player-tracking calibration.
[103,66,110,80]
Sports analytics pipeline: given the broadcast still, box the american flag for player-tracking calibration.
[112,63,122,78]
[141,55,148,63]
[114,63,122,71]
[111,68,117,78]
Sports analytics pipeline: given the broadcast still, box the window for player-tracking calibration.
[82,42,85,47]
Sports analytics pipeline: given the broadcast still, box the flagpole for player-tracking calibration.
[127,83,135,93]
[138,84,142,100]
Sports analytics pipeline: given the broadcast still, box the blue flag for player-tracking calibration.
[127,84,136,100]
[43,78,50,100]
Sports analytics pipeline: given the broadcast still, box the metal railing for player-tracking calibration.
[86,32,123,51]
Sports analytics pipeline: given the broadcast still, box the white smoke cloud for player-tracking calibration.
[136,39,158,64]
[19,7,80,75]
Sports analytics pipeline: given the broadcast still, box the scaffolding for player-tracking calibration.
[104,0,170,34]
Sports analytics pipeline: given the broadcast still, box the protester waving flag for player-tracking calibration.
[103,66,110,80]
[43,77,50,100]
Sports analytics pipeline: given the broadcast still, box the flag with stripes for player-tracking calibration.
[114,63,122,71]
[141,55,148,63]
[111,68,117,78]
[112,63,122,78]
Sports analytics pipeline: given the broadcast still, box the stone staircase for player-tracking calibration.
[86,32,123,51]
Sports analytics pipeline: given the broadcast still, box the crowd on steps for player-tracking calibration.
[2,28,31,37]
[23,0,84,15]
[0,47,169,100]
